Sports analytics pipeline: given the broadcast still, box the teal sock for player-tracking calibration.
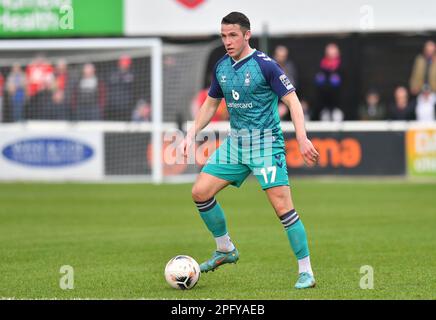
[280,209,310,260]
[195,197,227,237]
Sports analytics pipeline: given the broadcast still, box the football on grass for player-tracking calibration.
[164,255,200,290]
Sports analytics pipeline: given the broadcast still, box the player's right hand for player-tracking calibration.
[179,131,195,158]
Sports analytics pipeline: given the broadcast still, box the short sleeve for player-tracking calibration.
[208,63,224,99]
[256,53,296,98]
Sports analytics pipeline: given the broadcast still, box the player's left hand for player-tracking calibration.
[298,138,319,166]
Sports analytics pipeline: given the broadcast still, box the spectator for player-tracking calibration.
[314,43,343,121]
[27,75,55,120]
[415,84,436,121]
[7,63,27,122]
[301,100,312,121]
[131,99,152,122]
[74,63,104,121]
[25,55,54,119]
[358,89,386,120]
[54,58,75,119]
[106,55,135,121]
[273,46,299,121]
[55,59,68,91]
[409,40,436,96]
[388,86,415,120]
[52,89,69,120]
[273,45,298,88]
[26,55,54,98]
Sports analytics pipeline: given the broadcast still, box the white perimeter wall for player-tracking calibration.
[125,0,436,36]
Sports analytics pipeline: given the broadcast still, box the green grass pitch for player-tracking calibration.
[0,178,435,299]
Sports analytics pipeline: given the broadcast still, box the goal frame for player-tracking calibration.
[0,38,164,183]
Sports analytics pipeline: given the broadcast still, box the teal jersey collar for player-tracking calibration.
[231,48,256,68]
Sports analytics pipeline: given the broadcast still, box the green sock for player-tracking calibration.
[195,197,227,237]
[280,209,310,260]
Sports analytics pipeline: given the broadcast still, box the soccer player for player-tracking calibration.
[181,12,319,289]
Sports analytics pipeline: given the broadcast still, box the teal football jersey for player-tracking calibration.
[209,49,295,151]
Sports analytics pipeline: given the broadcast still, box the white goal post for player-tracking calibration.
[0,38,165,182]
[0,38,217,183]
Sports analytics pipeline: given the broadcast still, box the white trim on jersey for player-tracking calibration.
[232,48,257,67]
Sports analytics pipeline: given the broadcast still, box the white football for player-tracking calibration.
[164,255,200,290]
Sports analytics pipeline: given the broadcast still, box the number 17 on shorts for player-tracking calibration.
[253,153,289,190]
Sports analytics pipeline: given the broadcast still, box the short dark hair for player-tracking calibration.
[221,12,250,31]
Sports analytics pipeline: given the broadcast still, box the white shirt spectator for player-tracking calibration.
[416,91,436,121]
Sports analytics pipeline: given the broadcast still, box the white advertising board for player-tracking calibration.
[0,131,104,181]
[125,0,436,36]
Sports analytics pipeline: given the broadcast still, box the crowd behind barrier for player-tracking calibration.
[0,40,435,123]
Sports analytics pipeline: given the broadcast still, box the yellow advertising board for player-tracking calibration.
[406,129,436,177]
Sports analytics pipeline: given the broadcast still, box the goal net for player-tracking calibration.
[0,38,216,183]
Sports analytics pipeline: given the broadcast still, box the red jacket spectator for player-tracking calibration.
[26,56,54,97]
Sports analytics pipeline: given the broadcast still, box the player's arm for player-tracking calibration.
[182,95,222,156]
[281,91,319,166]
[189,95,222,136]
[257,56,319,166]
